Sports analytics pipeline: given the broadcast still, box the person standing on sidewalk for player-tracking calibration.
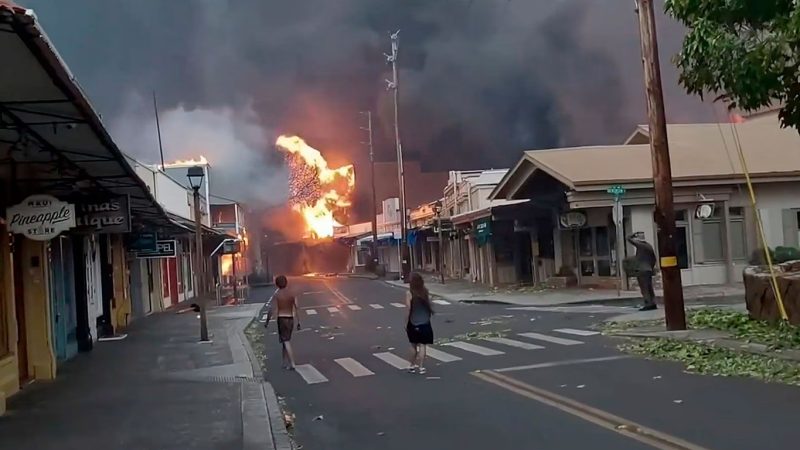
[626,232,657,311]
[268,275,301,370]
[405,273,434,374]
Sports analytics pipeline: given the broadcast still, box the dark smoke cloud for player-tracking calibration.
[25,0,718,208]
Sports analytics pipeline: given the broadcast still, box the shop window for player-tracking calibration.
[700,207,746,262]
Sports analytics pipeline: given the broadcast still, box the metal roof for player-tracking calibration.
[0,3,173,231]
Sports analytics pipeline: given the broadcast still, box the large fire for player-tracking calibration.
[276,135,355,239]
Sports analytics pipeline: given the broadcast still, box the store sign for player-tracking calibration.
[135,240,177,259]
[222,240,241,255]
[559,211,587,229]
[7,194,76,241]
[75,195,131,234]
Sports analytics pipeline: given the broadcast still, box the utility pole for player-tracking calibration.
[385,30,410,282]
[635,0,686,330]
[152,91,166,171]
[361,111,380,272]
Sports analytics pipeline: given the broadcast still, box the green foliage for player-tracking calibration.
[665,0,800,128]
[621,338,800,385]
[622,257,640,277]
[773,246,800,263]
[688,308,800,349]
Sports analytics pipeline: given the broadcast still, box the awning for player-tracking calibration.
[356,232,397,245]
[0,3,172,230]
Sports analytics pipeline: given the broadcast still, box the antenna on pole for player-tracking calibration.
[153,90,166,171]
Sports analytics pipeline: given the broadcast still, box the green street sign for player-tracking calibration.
[607,185,626,198]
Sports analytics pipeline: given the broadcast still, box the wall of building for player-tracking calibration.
[0,223,19,409]
[111,236,131,330]
[20,240,55,381]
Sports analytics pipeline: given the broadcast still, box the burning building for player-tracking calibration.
[276,135,355,239]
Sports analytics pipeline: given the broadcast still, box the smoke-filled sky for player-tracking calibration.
[25,0,720,208]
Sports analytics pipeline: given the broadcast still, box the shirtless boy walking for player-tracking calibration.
[267,275,300,370]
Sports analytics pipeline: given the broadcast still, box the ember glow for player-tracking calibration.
[275,135,355,239]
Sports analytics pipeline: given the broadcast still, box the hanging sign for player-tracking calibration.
[7,194,76,241]
[559,211,587,229]
[127,233,157,252]
[135,240,177,259]
[74,195,131,234]
[222,240,241,255]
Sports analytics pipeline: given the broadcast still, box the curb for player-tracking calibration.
[238,312,293,450]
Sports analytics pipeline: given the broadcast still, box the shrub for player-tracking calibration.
[556,265,575,277]
[774,246,800,264]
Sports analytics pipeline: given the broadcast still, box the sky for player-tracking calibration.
[24,0,722,211]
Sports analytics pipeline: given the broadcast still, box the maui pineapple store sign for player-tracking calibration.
[7,195,76,241]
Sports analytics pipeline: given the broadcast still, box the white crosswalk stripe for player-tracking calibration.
[433,299,451,305]
[327,307,340,313]
[519,332,584,346]
[373,352,411,369]
[295,364,329,384]
[390,303,406,308]
[305,309,317,316]
[444,341,505,356]
[370,304,384,309]
[483,337,544,350]
[347,304,362,311]
[426,347,462,362]
[334,358,374,377]
[553,328,600,337]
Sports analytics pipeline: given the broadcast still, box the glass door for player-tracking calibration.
[578,227,613,277]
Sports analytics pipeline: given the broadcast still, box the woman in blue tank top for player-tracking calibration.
[405,272,434,374]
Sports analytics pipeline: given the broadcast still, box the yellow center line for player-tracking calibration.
[472,370,711,450]
[323,281,352,305]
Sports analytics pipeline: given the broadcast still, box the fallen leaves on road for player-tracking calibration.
[673,400,684,404]
[436,329,511,344]
[621,339,800,386]
[576,384,586,389]
[314,415,324,421]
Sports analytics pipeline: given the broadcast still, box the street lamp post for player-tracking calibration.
[434,201,445,285]
[187,165,209,342]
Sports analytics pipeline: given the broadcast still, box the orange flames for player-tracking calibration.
[166,156,209,166]
[221,254,233,276]
[276,135,355,239]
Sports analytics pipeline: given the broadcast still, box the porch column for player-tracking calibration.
[529,229,539,284]
[722,201,735,284]
[553,222,563,271]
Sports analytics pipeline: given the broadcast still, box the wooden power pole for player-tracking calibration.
[636,0,686,330]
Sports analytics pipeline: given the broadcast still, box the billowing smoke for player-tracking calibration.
[26,0,718,210]
[109,93,288,205]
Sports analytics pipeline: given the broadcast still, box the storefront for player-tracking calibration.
[491,122,800,288]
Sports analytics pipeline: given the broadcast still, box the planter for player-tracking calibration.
[743,261,800,325]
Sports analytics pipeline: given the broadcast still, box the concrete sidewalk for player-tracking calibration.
[387,277,745,307]
[0,299,287,450]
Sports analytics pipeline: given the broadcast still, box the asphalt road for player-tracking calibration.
[249,277,800,450]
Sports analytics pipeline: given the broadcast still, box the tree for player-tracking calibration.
[666,0,800,128]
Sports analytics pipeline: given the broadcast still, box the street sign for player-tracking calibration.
[607,185,626,199]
